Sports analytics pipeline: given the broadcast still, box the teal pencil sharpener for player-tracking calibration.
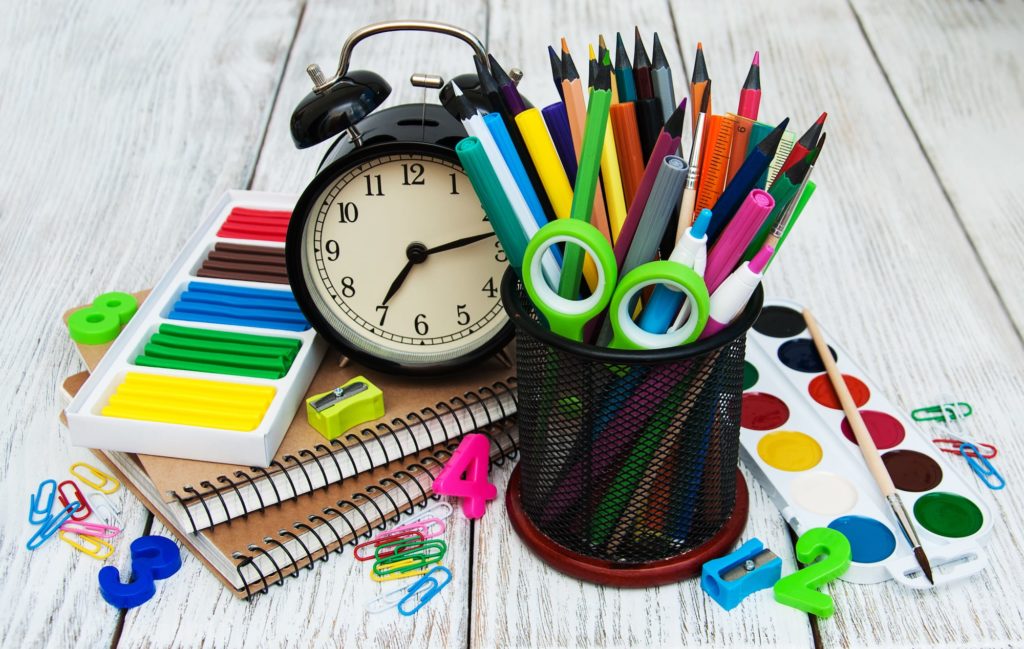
[306,376,384,441]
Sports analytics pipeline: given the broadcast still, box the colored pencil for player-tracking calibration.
[489,53,527,115]
[765,134,825,269]
[610,102,645,207]
[690,42,711,137]
[650,32,676,130]
[741,150,812,261]
[633,27,654,101]
[597,50,628,245]
[779,111,827,174]
[588,43,598,89]
[599,34,617,103]
[737,51,761,120]
[548,45,564,102]
[542,102,578,184]
[475,55,556,222]
[705,118,788,242]
[614,32,636,102]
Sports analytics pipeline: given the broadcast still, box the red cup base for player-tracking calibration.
[505,465,749,587]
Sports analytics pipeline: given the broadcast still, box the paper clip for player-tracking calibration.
[56,480,92,521]
[912,401,973,422]
[933,438,997,459]
[69,462,121,494]
[60,520,122,539]
[26,502,80,550]
[370,560,431,582]
[88,490,122,526]
[399,501,454,528]
[391,517,447,540]
[372,540,447,576]
[29,479,57,525]
[961,443,1006,490]
[59,530,115,560]
[353,529,424,562]
[398,566,453,616]
[366,583,413,613]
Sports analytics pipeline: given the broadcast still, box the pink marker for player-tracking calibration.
[700,245,773,338]
[703,189,774,293]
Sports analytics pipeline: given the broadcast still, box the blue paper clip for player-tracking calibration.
[29,479,57,525]
[961,442,1005,490]
[701,539,782,611]
[26,501,80,550]
[397,566,452,616]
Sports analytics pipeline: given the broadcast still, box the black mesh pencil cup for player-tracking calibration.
[501,268,763,586]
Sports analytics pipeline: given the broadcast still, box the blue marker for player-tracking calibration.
[638,209,711,333]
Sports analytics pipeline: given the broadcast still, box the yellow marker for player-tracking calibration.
[515,108,598,290]
[600,115,628,241]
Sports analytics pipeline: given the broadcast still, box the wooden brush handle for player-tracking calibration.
[802,309,896,497]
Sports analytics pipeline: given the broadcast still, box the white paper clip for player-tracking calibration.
[87,490,122,526]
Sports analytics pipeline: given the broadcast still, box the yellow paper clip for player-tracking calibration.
[59,531,114,560]
[370,560,431,582]
[70,462,121,494]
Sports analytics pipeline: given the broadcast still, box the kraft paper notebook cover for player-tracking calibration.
[61,371,519,599]
[64,294,518,532]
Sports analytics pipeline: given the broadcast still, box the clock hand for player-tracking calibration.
[424,231,495,255]
[381,259,416,306]
[380,233,495,306]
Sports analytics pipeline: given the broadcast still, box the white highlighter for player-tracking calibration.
[700,244,773,338]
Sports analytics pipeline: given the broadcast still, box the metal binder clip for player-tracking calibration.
[398,566,453,616]
[912,401,973,422]
[701,539,782,611]
[306,376,385,441]
[29,479,57,525]
[961,443,1006,490]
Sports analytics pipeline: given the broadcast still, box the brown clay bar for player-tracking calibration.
[197,242,288,284]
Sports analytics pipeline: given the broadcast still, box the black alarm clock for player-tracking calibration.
[285,21,515,375]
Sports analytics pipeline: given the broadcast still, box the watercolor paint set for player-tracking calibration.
[739,299,992,588]
[65,191,327,467]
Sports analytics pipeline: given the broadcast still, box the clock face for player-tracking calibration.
[292,146,511,371]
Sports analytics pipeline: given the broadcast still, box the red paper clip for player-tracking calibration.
[56,480,92,521]
[933,438,997,459]
[353,529,424,562]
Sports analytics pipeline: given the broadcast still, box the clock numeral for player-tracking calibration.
[375,305,389,326]
[363,174,384,197]
[449,172,459,195]
[337,202,359,223]
[401,163,425,186]
[481,277,498,299]
[482,212,489,222]
[414,313,429,335]
[324,240,340,261]
[494,241,507,262]
[456,304,470,326]
[340,276,356,298]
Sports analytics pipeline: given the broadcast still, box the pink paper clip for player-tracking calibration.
[56,480,92,521]
[60,520,122,539]
[391,518,447,540]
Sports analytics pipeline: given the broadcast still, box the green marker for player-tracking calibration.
[559,66,612,298]
[456,137,529,276]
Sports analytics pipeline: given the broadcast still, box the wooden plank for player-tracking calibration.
[850,0,1024,338]
[115,2,487,647]
[0,0,301,646]
[472,2,813,647]
[669,1,1024,646]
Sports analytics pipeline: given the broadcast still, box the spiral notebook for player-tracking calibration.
[62,371,519,598]
[65,295,518,533]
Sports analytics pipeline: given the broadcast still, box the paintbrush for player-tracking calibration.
[802,308,934,584]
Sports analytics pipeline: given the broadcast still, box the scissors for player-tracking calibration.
[522,219,709,350]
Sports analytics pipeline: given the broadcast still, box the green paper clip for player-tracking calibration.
[306,376,384,441]
[911,401,973,422]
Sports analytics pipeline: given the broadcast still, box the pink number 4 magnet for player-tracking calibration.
[432,434,496,519]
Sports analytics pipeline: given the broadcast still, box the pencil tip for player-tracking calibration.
[633,27,650,66]
[635,25,642,40]
[615,32,630,69]
[758,118,789,153]
[753,50,760,66]
[561,37,569,53]
[817,111,828,125]
[692,42,709,83]
[652,32,668,68]
[697,41,703,50]
[664,98,688,137]
[599,33,607,50]
[588,43,596,60]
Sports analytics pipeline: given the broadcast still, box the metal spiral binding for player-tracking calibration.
[230,424,519,598]
[170,380,516,533]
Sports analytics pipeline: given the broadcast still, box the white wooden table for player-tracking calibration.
[3,1,1023,647]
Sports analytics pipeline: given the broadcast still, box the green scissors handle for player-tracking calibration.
[523,219,617,341]
[607,261,709,350]
[523,220,711,349]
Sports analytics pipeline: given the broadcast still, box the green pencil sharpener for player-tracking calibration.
[306,376,384,441]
